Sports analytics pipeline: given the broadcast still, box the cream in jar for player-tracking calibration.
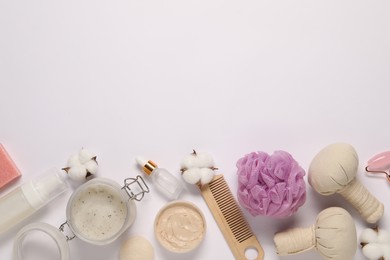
[154,201,206,253]
[69,183,127,242]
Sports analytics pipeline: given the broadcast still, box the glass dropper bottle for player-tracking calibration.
[136,157,183,200]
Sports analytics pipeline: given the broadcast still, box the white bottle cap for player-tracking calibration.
[135,156,147,167]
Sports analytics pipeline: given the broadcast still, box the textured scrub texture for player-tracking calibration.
[237,150,306,218]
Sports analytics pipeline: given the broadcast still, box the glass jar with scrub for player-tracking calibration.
[13,176,149,260]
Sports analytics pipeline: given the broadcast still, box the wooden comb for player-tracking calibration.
[200,174,264,259]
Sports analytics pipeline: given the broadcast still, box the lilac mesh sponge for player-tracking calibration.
[237,150,306,218]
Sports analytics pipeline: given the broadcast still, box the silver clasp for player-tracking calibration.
[59,221,76,241]
[122,175,149,201]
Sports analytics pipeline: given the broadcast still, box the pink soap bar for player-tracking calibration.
[0,144,22,189]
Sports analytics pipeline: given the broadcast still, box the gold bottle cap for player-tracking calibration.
[143,160,157,175]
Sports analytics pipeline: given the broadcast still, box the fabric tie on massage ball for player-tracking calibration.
[236,150,306,218]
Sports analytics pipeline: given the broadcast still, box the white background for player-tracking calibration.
[1,0,389,259]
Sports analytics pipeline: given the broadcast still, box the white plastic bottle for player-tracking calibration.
[136,157,183,200]
[0,168,68,235]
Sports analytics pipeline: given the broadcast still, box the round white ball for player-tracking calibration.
[119,236,154,260]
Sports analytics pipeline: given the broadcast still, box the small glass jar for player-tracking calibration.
[13,176,148,260]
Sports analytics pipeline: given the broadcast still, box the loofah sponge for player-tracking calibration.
[236,150,306,218]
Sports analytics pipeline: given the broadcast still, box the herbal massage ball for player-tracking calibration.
[236,150,306,218]
[308,143,384,223]
[274,207,357,260]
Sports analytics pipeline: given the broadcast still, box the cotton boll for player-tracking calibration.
[181,152,215,169]
[383,245,390,259]
[180,150,217,187]
[200,168,215,185]
[68,165,87,181]
[182,168,201,185]
[180,154,198,170]
[362,244,384,260]
[64,148,98,181]
[79,149,96,164]
[378,230,390,259]
[85,160,98,175]
[360,228,379,243]
[360,228,390,260]
[378,229,390,243]
[67,154,81,167]
[196,152,215,168]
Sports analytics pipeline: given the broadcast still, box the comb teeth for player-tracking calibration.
[209,176,253,243]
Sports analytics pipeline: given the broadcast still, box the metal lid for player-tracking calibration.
[13,222,70,260]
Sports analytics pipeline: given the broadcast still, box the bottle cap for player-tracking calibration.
[136,157,157,175]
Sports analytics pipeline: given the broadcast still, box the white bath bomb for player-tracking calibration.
[119,236,154,260]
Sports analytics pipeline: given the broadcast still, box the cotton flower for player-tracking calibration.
[360,228,390,260]
[237,150,306,218]
[180,150,217,187]
[62,148,98,181]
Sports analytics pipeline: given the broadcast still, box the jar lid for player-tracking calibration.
[13,222,70,260]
